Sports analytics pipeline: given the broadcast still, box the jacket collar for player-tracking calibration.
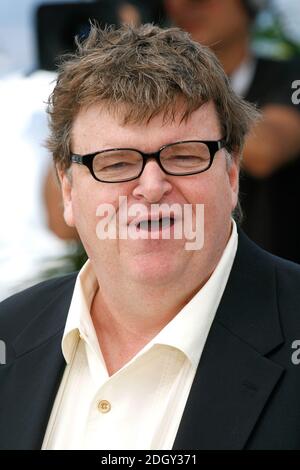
[12,275,76,358]
[215,228,283,355]
[173,230,284,449]
[0,275,76,449]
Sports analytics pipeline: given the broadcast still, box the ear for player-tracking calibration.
[227,152,240,211]
[56,166,75,227]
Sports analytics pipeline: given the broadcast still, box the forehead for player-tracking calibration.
[71,101,221,154]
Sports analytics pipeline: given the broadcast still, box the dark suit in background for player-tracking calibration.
[241,57,300,263]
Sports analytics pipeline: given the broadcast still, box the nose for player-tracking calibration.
[132,159,172,203]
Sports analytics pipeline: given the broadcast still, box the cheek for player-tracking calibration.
[182,172,234,220]
[71,192,108,259]
[70,183,101,233]
[71,183,126,240]
[180,175,218,207]
[73,196,96,223]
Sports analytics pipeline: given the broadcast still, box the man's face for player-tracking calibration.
[60,101,239,289]
[164,0,250,48]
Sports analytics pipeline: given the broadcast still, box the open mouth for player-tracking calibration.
[136,216,175,232]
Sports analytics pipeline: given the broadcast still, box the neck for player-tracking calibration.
[90,275,207,375]
[212,34,250,76]
[91,272,207,337]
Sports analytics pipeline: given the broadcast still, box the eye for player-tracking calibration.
[102,161,134,171]
[171,155,206,162]
[162,154,207,169]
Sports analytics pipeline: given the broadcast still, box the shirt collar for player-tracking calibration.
[62,221,238,369]
[62,260,99,363]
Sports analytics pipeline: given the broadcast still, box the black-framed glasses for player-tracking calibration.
[70,139,226,183]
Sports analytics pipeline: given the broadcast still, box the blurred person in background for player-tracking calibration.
[0,0,85,300]
[165,0,300,263]
[0,0,86,76]
[0,70,78,301]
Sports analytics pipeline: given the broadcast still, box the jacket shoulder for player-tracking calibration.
[246,237,300,336]
[265,249,300,287]
[272,255,300,334]
[0,273,77,341]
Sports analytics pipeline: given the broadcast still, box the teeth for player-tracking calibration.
[161,217,173,228]
[150,220,161,230]
[138,217,174,230]
[139,220,151,230]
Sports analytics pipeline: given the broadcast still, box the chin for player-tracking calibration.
[126,252,181,286]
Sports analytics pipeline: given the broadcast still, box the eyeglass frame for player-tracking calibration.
[70,139,226,183]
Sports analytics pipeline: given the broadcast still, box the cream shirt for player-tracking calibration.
[42,222,238,450]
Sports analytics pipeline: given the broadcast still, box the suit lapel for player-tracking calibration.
[0,276,75,450]
[173,321,284,450]
[173,231,284,450]
[0,332,66,449]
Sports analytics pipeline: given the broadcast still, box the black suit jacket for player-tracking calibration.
[1,231,300,450]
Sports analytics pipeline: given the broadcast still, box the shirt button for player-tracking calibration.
[97,400,111,413]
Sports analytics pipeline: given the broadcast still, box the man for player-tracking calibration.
[164,0,300,263]
[1,23,300,450]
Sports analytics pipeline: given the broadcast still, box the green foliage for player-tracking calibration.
[38,241,88,281]
[252,12,300,59]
